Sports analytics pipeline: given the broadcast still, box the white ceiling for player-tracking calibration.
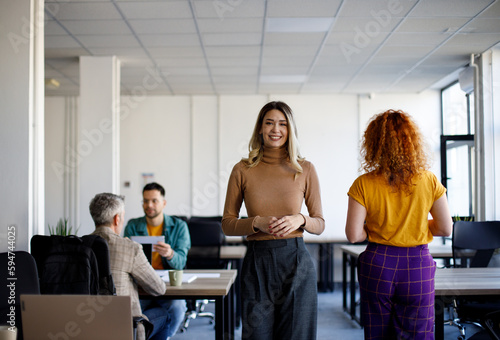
[44,0,500,96]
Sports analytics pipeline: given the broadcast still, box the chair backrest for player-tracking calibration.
[0,251,40,340]
[452,221,500,268]
[186,220,226,269]
[189,216,223,223]
[31,234,115,295]
[21,295,133,340]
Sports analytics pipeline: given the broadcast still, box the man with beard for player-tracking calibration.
[124,182,191,339]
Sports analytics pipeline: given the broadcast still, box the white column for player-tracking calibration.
[483,48,500,220]
[0,0,44,251]
[78,56,120,234]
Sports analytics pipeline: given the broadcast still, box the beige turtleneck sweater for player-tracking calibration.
[222,147,325,241]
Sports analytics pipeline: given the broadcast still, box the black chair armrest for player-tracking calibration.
[133,316,154,340]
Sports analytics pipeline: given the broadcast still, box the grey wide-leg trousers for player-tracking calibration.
[241,237,318,340]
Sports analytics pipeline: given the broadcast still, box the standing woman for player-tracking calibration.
[345,109,452,339]
[222,101,325,340]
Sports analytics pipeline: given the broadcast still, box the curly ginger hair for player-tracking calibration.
[360,109,430,194]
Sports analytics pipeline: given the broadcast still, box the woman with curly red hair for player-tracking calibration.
[345,109,452,339]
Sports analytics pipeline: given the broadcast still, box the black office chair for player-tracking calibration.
[449,221,500,339]
[30,234,152,339]
[180,219,227,332]
[0,251,40,340]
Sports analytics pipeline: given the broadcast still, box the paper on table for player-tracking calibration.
[161,273,198,283]
[155,270,220,280]
[130,236,164,245]
[193,273,220,278]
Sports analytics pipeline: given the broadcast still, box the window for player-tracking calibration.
[441,82,475,218]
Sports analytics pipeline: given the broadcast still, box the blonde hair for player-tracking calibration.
[243,101,304,176]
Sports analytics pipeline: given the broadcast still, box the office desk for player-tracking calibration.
[434,267,500,340]
[305,237,347,292]
[141,269,237,340]
[340,244,453,325]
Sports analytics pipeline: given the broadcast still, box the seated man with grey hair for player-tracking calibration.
[89,193,170,340]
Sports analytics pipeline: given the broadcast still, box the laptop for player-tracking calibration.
[20,295,133,340]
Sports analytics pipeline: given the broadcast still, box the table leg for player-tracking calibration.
[342,252,348,311]
[349,254,357,320]
[318,243,334,292]
[215,296,224,340]
[435,296,444,340]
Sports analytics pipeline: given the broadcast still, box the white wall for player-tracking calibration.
[120,96,191,225]
[45,97,66,230]
[45,91,442,240]
[359,91,443,176]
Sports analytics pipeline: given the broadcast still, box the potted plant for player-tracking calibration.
[48,218,80,236]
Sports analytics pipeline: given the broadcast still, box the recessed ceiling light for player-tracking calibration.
[260,75,307,83]
[266,18,334,33]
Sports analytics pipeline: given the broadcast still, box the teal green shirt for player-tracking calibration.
[124,214,191,270]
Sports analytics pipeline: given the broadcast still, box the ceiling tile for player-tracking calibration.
[155,57,207,68]
[384,33,449,46]
[197,18,263,33]
[193,0,265,19]
[396,18,470,33]
[58,20,131,35]
[207,57,259,67]
[203,33,262,46]
[330,16,400,33]
[116,1,193,19]
[260,66,311,75]
[148,46,205,58]
[267,0,342,17]
[409,0,494,17]
[264,32,326,45]
[465,18,500,34]
[210,67,258,76]
[46,2,122,20]
[339,0,415,17]
[260,56,315,67]
[204,46,261,58]
[139,34,200,47]
[266,18,334,32]
[45,21,68,36]
[477,0,500,18]
[262,45,319,58]
[128,19,197,34]
[45,48,90,59]
[76,35,140,48]
[45,36,83,49]
[444,33,500,49]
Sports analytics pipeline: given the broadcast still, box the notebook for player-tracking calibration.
[20,295,133,340]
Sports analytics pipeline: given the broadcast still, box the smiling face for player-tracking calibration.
[259,109,289,149]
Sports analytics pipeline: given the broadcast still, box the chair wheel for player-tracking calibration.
[458,336,465,340]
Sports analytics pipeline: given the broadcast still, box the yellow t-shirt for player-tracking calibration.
[348,170,446,247]
[147,223,164,269]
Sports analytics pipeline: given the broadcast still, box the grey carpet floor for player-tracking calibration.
[171,289,483,340]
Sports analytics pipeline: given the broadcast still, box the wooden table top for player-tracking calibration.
[435,267,500,296]
[340,243,453,258]
[142,269,238,297]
